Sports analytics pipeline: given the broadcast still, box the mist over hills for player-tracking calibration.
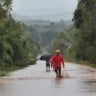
[12,13,73,47]
[13,13,73,25]
[13,13,73,34]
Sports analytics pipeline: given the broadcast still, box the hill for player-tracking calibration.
[13,13,73,48]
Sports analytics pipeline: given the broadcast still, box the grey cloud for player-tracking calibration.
[12,0,78,21]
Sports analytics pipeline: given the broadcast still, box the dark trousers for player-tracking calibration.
[46,61,50,72]
[54,67,61,76]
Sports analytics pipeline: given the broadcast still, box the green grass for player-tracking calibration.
[65,55,96,68]
[75,60,96,68]
[0,71,7,76]
[0,59,37,76]
[0,65,28,76]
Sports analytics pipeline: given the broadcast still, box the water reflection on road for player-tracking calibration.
[0,60,96,96]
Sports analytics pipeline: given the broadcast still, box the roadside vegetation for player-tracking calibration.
[49,0,96,67]
[0,0,39,76]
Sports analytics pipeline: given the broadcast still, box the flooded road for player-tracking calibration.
[0,60,96,96]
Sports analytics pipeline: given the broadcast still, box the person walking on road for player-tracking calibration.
[40,54,52,72]
[50,49,64,78]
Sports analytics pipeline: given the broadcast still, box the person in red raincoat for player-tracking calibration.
[50,49,64,78]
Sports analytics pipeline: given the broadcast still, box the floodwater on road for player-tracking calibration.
[0,60,96,96]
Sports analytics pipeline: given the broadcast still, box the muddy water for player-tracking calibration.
[0,61,96,96]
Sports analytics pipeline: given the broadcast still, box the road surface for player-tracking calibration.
[0,60,96,96]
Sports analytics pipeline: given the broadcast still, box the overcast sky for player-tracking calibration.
[12,0,78,21]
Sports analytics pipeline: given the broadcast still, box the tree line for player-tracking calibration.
[73,0,96,65]
[0,0,39,75]
[50,0,96,66]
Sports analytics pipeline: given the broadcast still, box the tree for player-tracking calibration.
[73,0,96,64]
[0,0,39,72]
